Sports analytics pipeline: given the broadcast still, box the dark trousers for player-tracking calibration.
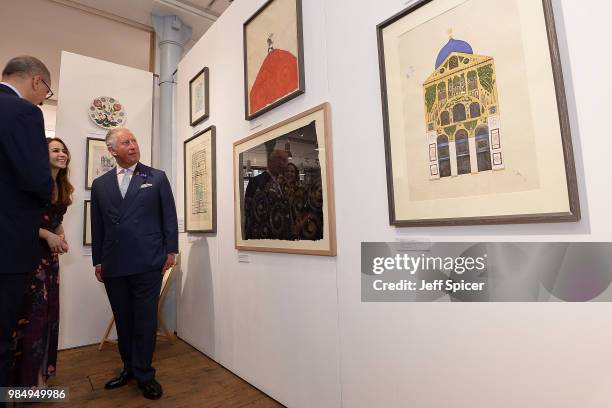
[0,273,29,407]
[103,271,162,383]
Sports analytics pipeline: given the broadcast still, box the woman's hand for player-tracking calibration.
[45,232,65,254]
[59,234,69,254]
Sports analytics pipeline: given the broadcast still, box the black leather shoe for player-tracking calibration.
[138,378,163,400]
[104,370,134,389]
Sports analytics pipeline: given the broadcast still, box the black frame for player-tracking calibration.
[83,200,91,246]
[376,0,580,227]
[189,67,210,126]
[183,125,217,233]
[243,0,306,121]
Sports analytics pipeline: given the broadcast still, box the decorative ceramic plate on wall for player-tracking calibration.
[89,96,126,129]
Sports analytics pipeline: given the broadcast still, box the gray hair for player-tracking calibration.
[105,127,132,148]
[2,56,50,81]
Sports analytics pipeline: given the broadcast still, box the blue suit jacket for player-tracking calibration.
[0,84,53,275]
[90,162,178,277]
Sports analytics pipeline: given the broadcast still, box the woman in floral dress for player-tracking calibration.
[12,137,73,387]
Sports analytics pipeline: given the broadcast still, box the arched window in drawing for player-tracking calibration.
[470,102,481,119]
[455,130,471,175]
[437,135,451,177]
[453,103,466,122]
[475,126,492,172]
[467,70,477,91]
[440,111,450,126]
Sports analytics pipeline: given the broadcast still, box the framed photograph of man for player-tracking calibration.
[83,200,92,246]
[184,126,216,233]
[234,102,335,255]
[377,0,580,226]
[243,0,305,120]
[189,67,209,126]
[85,137,115,190]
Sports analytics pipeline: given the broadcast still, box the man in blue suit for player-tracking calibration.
[0,56,53,399]
[91,127,178,400]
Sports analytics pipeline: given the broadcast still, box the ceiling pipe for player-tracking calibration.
[153,0,220,22]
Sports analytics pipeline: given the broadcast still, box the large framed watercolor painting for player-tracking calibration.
[377,0,580,226]
[243,0,305,120]
[184,126,216,233]
[234,103,335,255]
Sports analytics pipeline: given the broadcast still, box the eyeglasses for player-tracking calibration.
[40,78,54,100]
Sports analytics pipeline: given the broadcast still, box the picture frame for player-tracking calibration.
[189,67,210,126]
[83,200,92,246]
[377,0,580,226]
[233,102,335,256]
[85,137,115,190]
[243,0,305,120]
[184,126,216,233]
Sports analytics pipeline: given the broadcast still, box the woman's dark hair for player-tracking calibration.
[286,162,299,174]
[47,137,74,207]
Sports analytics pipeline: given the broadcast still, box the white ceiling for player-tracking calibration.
[61,0,232,43]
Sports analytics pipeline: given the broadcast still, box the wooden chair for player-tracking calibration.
[98,255,179,351]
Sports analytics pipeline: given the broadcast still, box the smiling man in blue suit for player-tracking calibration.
[0,56,53,401]
[91,127,178,400]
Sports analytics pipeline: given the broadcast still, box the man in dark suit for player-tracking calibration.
[91,128,178,400]
[0,56,53,399]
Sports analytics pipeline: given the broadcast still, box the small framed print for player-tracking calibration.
[83,200,92,246]
[189,67,210,126]
[491,129,501,149]
[85,137,115,190]
[430,164,439,176]
[184,126,216,233]
[492,152,503,166]
[428,143,437,161]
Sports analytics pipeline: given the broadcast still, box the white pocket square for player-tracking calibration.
[140,183,153,189]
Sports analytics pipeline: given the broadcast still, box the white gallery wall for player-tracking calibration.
[55,51,153,349]
[176,1,340,407]
[176,1,612,407]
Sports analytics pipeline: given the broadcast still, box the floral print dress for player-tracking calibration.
[12,203,66,386]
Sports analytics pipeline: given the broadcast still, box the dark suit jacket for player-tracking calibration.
[0,83,53,275]
[90,162,178,278]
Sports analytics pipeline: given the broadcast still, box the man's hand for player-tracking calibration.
[162,254,176,274]
[95,265,103,283]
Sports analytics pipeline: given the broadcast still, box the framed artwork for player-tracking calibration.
[83,200,92,246]
[85,137,115,190]
[377,0,580,226]
[243,0,305,120]
[428,143,437,161]
[189,67,209,126]
[233,102,335,255]
[184,126,216,233]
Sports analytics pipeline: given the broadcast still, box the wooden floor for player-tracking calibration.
[47,337,284,407]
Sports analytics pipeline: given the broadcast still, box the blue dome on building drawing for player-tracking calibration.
[435,38,473,68]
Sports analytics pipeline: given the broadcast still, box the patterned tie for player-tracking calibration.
[119,168,131,198]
